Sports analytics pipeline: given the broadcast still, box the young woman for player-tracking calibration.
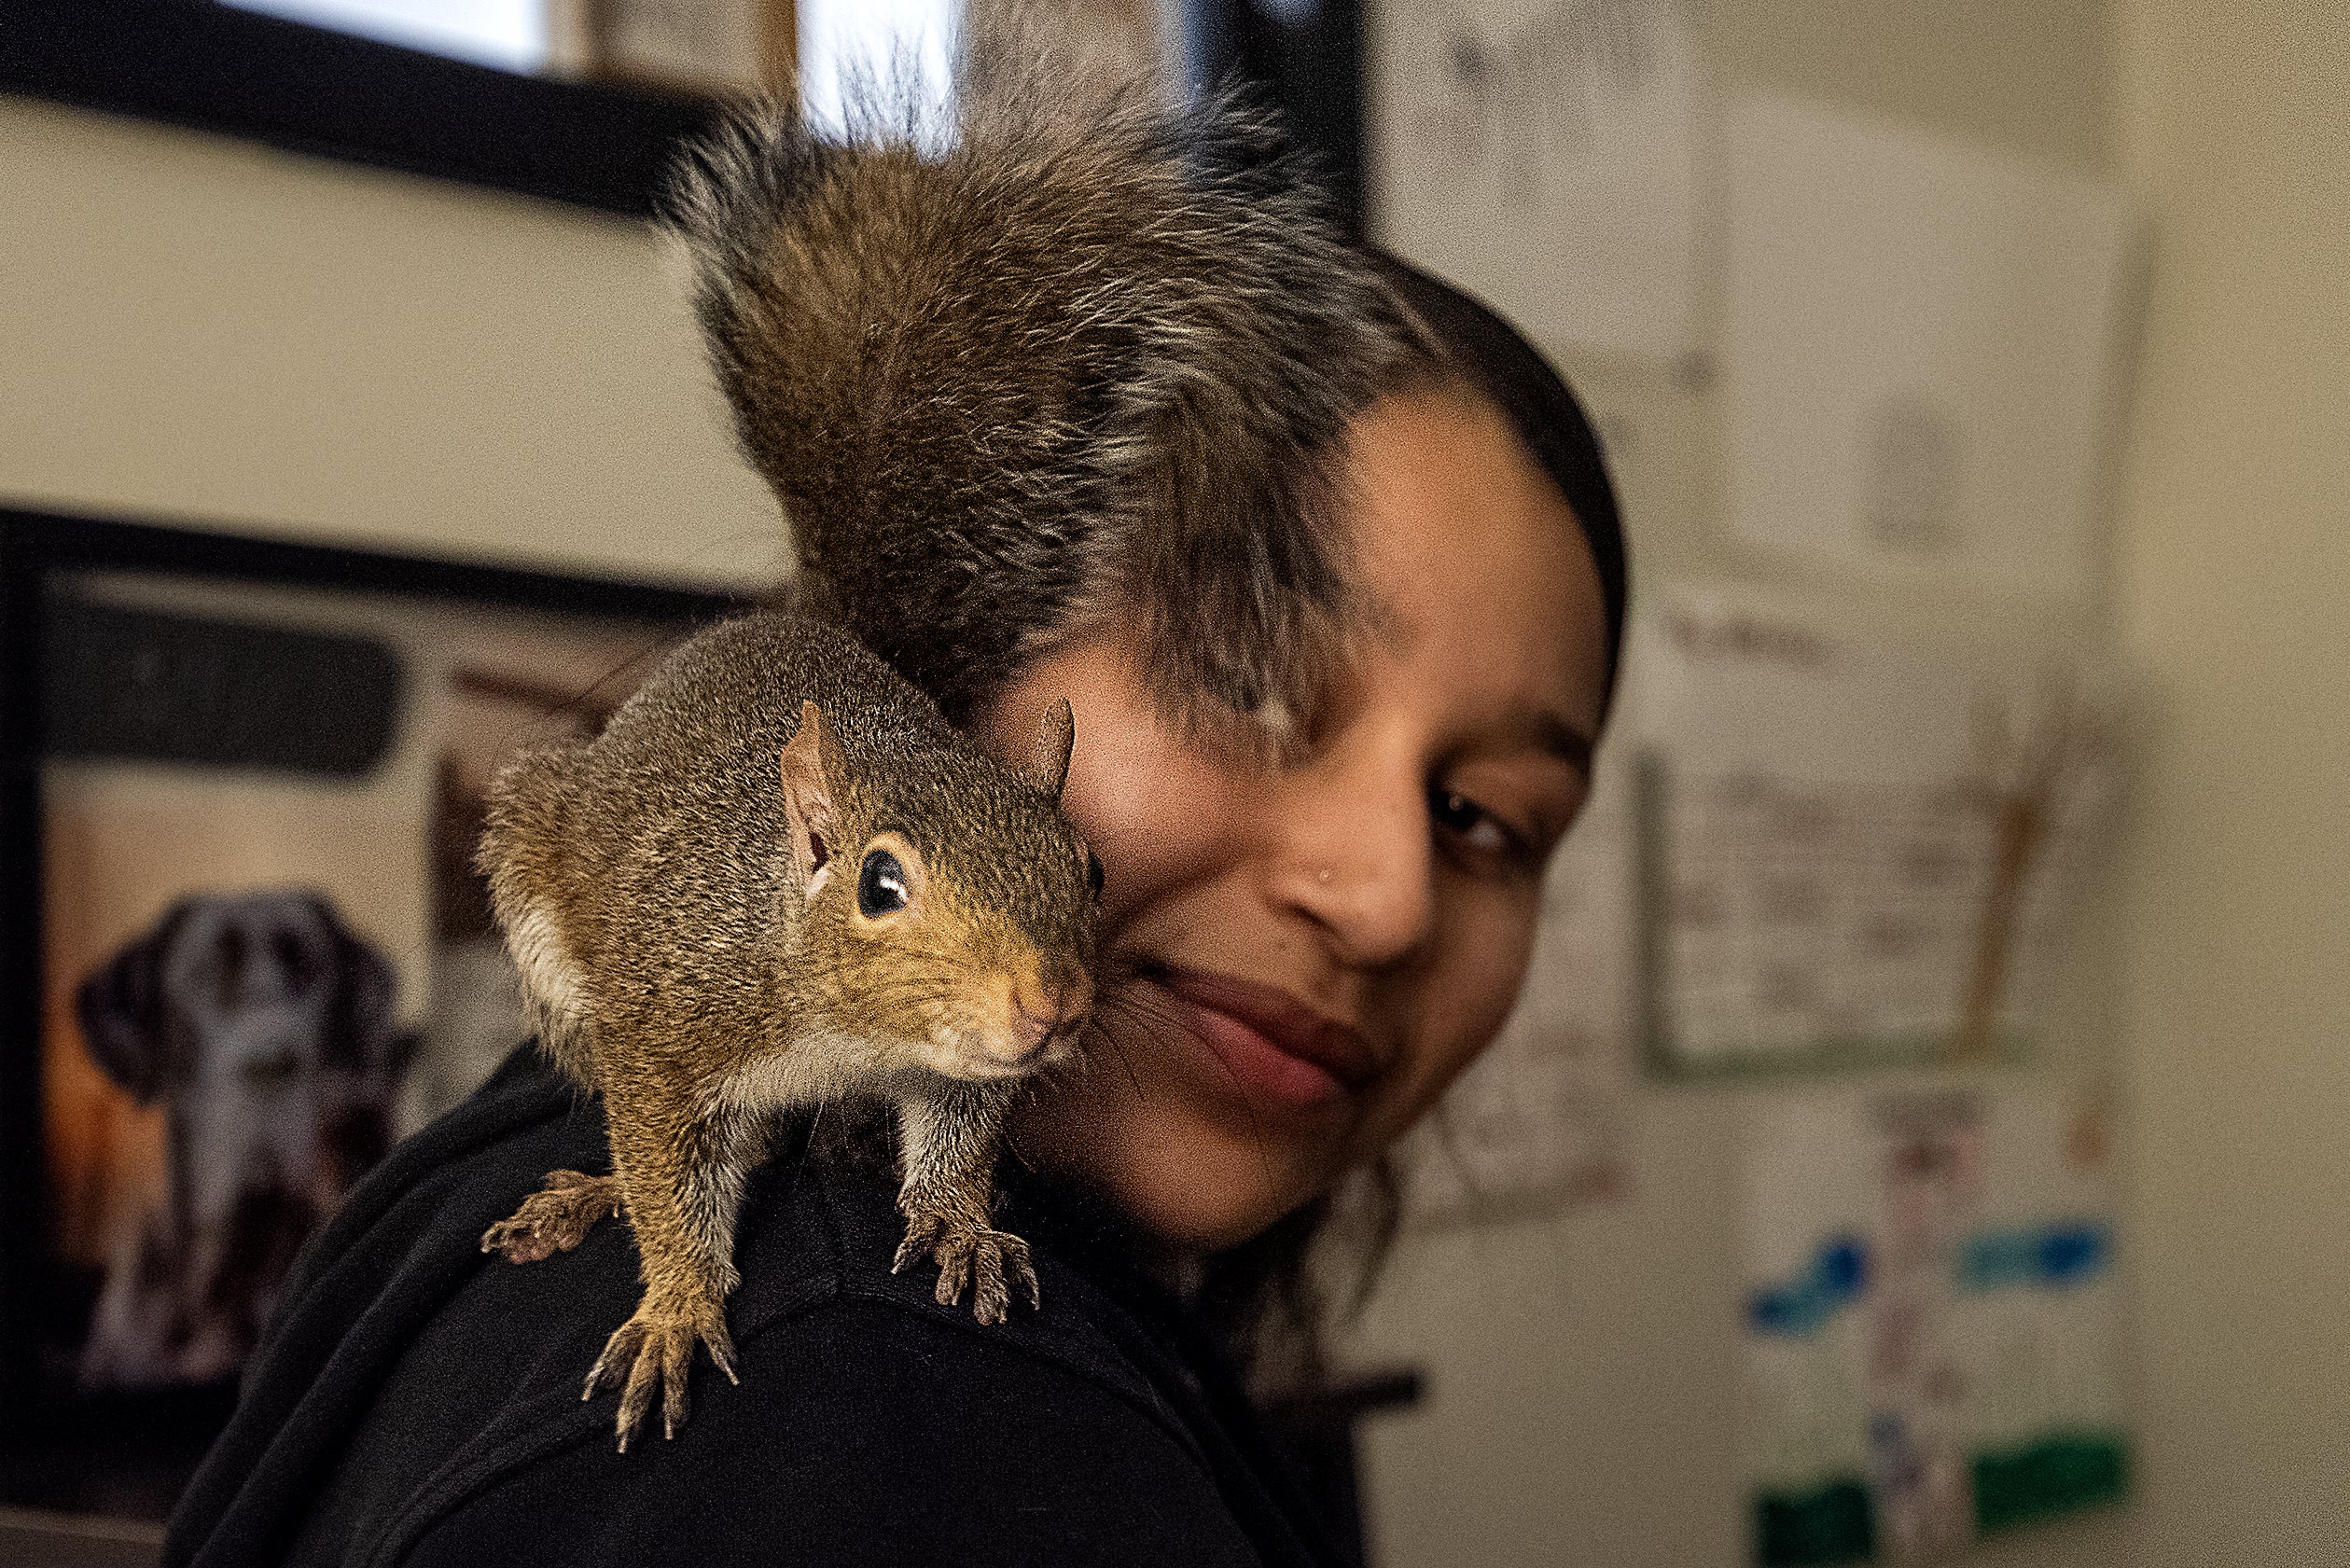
[161,88,1626,1568]
[996,270,1621,1275]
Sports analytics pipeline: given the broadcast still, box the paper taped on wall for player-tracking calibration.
[1742,1082,2128,1564]
[1718,92,2136,597]
[1625,584,2122,1078]
[1372,0,1703,362]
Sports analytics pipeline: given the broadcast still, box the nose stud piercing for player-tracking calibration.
[1315,866,1334,885]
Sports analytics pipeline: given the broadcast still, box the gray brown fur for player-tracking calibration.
[662,25,1425,738]
[476,612,1097,1449]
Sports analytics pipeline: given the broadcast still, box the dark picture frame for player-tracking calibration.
[0,506,744,1519]
[0,0,718,217]
[1,0,1364,232]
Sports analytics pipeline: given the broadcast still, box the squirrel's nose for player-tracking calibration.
[1003,972,1092,1062]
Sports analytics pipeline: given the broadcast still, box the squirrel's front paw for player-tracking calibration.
[480,1169,623,1264]
[894,1214,1041,1326]
[583,1299,738,1450]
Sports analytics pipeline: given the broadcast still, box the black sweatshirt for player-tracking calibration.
[161,1047,1346,1568]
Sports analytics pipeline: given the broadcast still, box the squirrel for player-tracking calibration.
[473,612,1100,1450]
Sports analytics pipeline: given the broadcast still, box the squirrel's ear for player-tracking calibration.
[780,701,840,897]
[1022,698,1076,800]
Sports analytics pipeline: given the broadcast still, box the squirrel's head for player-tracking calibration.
[778,700,1098,1081]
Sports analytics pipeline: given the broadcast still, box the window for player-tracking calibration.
[224,0,549,74]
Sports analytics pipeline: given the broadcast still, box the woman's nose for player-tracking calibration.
[1271,749,1435,969]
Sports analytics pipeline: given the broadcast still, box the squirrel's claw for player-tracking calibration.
[481,1169,624,1264]
[585,1302,736,1450]
[1012,1241,1042,1312]
[974,1229,1041,1323]
[891,1211,942,1276]
[900,1220,1040,1326]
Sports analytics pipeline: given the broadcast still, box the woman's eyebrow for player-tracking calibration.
[1495,704,1596,774]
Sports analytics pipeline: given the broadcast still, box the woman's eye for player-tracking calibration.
[857,849,911,917]
[1430,787,1518,857]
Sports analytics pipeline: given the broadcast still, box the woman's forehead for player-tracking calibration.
[1342,388,1612,735]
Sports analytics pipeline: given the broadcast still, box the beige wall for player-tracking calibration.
[0,93,778,590]
[2108,4,2350,1562]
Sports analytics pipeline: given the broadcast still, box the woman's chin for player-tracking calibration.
[1013,1075,1336,1253]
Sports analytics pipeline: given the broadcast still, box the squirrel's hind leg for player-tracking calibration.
[480,1169,624,1263]
[892,1083,1037,1325]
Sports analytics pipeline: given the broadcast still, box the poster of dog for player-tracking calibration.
[38,561,693,1400]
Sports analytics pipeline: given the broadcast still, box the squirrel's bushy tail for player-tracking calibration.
[664,17,1422,737]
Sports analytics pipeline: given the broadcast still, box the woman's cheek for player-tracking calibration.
[1368,889,1542,1148]
[1045,683,1253,925]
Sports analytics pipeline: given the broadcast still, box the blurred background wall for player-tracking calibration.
[0,90,779,590]
[3,1,2345,1564]
[2107,3,2350,1563]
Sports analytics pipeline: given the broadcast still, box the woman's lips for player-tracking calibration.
[1142,964,1378,1111]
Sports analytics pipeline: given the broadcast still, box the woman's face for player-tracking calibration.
[985,386,1613,1250]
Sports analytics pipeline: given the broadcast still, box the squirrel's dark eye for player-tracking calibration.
[857,849,911,918]
[1085,852,1105,900]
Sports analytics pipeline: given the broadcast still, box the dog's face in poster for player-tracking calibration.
[73,890,414,1391]
[29,561,689,1409]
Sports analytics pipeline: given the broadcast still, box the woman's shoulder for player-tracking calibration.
[721,1130,1221,1459]
[404,1291,1266,1568]
[172,1051,1337,1567]
[188,1048,1321,1568]
[386,1101,1286,1567]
